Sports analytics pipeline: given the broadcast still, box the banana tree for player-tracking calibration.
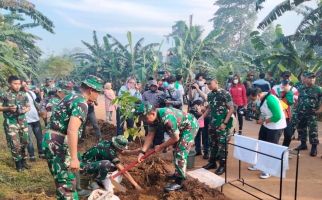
[106,31,160,79]
[248,24,322,79]
[256,0,322,46]
[167,19,224,83]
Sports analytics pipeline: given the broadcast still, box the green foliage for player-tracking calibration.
[211,0,257,50]
[0,0,54,84]
[247,25,322,79]
[112,91,144,140]
[38,56,74,79]
[0,0,54,33]
[167,18,224,82]
[73,31,161,88]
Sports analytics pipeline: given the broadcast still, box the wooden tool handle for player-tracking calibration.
[111,149,156,179]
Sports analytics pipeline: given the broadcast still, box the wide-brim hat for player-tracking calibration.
[82,75,103,92]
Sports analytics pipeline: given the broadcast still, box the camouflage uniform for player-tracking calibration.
[292,82,305,130]
[207,89,233,162]
[0,90,29,162]
[148,107,199,179]
[42,93,88,200]
[296,85,322,144]
[80,140,118,181]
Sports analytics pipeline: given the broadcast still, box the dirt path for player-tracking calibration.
[95,95,322,200]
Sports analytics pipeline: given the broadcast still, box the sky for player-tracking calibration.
[27,0,317,56]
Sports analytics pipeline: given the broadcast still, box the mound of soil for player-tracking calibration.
[81,120,229,200]
[116,156,229,200]
[79,120,117,151]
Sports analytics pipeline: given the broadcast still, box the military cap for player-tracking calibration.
[134,102,154,116]
[82,75,103,92]
[112,135,128,150]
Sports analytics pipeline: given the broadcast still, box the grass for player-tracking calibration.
[0,115,56,200]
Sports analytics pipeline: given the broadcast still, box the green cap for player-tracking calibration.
[135,102,154,116]
[82,75,103,92]
[112,135,128,150]
[303,71,316,78]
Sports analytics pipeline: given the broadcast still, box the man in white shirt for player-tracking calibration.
[21,81,44,160]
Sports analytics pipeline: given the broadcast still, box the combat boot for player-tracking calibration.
[202,162,217,170]
[215,159,226,176]
[15,160,23,172]
[203,152,209,160]
[310,144,317,157]
[295,142,308,151]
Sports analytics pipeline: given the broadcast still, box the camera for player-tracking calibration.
[16,105,24,114]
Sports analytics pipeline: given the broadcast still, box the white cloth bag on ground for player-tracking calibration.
[233,135,258,165]
[88,189,120,200]
[254,140,289,178]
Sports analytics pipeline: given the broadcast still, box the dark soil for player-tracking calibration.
[80,120,229,200]
[116,156,230,200]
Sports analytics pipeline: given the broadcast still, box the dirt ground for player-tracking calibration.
[95,95,322,200]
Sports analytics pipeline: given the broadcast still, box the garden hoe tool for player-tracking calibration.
[109,149,156,192]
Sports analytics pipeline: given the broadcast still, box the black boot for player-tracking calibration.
[215,160,226,175]
[164,177,183,192]
[203,152,209,160]
[15,160,23,172]
[310,144,317,157]
[202,162,217,170]
[295,142,308,151]
[22,159,31,170]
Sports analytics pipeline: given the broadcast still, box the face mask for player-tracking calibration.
[255,99,261,107]
[233,79,238,84]
[197,80,204,86]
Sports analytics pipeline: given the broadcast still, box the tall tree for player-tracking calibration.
[211,0,257,50]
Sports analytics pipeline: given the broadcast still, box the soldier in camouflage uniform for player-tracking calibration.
[0,76,31,172]
[45,81,72,119]
[294,72,322,157]
[79,135,142,191]
[42,76,103,200]
[136,103,199,192]
[201,79,234,175]
[291,74,306,141]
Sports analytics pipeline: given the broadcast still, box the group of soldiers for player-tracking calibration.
[0,70,320,199]
[0,75,142,199]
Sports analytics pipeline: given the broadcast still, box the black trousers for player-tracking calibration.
[258,125,282,144]
[282,119,293,147]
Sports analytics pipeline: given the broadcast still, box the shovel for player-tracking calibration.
[110,149,156,192]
